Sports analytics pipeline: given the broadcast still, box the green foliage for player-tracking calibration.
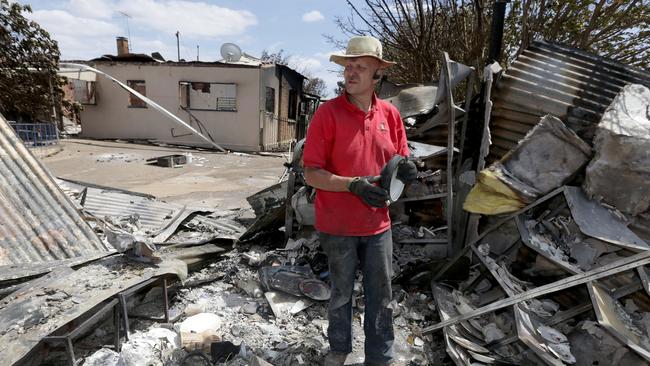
[0,0,62,121]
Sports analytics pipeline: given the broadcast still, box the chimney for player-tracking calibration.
[116,37,129,56]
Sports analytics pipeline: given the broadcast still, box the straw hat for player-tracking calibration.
[329,36,396,69]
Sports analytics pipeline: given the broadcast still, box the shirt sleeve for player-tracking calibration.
[303,106,332,169]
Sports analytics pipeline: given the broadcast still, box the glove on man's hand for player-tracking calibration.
[396,158,418,184]
[348,176,390,208]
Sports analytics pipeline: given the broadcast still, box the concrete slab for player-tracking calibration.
[41,139,288,210]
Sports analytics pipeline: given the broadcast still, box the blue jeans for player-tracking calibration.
[320,229,394,364]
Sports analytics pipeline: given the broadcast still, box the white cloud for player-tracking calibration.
[31,9,120,38]
[301,10,324,22]
[68,0,115,19]
[28,9,121,59]
[116,0,257,38]
[287,53,342,98]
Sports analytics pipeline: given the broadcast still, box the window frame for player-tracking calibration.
[127,80,147,108]
[265,86,275,113]
[288,89,298,121]
[179,81,238,112]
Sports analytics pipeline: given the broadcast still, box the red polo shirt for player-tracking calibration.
[303,93,409,236]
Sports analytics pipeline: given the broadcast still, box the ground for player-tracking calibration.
[42,138,288,210]
[38,138,443,365]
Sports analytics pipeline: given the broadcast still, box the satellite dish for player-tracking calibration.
[220,43,242,62]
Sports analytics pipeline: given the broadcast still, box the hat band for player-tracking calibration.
[346,48,381,58]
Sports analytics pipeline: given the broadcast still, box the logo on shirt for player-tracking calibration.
[379,121,387,131]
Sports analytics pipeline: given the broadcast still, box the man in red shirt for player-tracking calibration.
[303,36,417,366]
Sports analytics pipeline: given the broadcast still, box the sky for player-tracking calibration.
[20,0,354,97]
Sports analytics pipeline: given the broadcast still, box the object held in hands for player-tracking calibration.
[396,157,418,184]
[380,155,414,204]
[348,176,390,208]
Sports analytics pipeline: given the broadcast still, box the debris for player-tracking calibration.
[179,313,222,352]
[242,301,259,314]
[240,180,288,241]
[83,348,121,366]
[464,115,592,214]
[584,84,650,215]
[588,282,650,361]
[147,154,188,168]
[264,291,314,319]
[4,39,647,366]
[291,186,315,226]
[120,327,180,366]
[0,114,112,283]
[210,340,241,362]
[258,265,330,301]
[250,355,274,366]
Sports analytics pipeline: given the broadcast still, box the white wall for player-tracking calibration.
[80,63,262,151]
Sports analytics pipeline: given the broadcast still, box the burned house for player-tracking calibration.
[63,37,313,152]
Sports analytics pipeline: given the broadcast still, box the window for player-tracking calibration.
[127,80,147,108]
[71,79,96,105]
[180,82,237,111]
[265,87,275,113]
[288,89,297,120]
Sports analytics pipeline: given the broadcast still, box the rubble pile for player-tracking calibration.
[420,82,650,364]
[2,41,650,366]
[67,237,441,365]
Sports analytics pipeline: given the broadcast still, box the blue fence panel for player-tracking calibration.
[9,123,59,147]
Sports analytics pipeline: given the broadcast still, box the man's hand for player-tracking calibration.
[347,176,390,208]
[396,158,418,184]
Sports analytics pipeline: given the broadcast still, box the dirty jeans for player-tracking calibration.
[320,229,394,364]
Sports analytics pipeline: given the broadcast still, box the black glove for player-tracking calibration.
[347,176,390,208]
[396,158,418,184]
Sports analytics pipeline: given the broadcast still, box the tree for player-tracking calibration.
[329,0,490,84]
[260,49,291,65]
[261,49,329,97]
[333,81,345,96]
[0,0,63,122]
[503,0,650,68]
[331,0,650,85]
[303,77,327,97]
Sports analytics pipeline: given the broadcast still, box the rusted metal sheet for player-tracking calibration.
[489,40,650,161]
[0,114,112,282]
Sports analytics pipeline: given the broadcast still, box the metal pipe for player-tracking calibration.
[59,63,227,152]
[488,1,509,64]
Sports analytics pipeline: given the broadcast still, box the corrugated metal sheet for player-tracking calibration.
[83,187,185,234]
[489,40,650,161]
[56,178,192,240]
[0,115,111,281]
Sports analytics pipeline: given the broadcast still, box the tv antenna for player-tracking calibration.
[117,11,132,51]
[220,43,242,63]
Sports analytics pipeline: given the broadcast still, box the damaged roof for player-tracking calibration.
[0,115,112,281]
[489,40,650,161]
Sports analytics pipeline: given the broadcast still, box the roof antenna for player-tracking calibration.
[118,11,132,52]
[176,31,180,61]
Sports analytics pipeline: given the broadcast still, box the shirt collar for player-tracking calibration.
[339,92,379,114]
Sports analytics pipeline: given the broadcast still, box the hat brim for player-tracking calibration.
[329,54,396,69]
